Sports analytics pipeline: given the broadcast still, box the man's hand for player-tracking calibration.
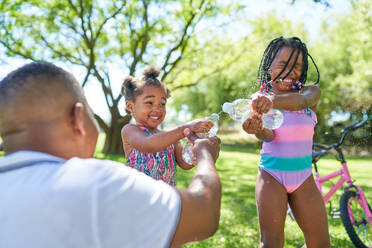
[251,93,273,114]
[184,128,220,163]
[242,112,263,134]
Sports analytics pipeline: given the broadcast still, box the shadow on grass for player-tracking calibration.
[179,147,261,247]
[179,145,372,248]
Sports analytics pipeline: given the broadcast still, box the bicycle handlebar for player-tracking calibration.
[347,120,368,131]
[313,142,330,150]
[313,120,369,150]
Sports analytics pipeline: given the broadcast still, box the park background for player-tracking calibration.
[0,0,371,247]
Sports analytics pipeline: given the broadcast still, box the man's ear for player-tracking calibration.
[125,101,134,114]
[71,102,86,136]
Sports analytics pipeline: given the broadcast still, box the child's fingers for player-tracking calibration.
[196,120,213,133]
[184,128,198,144]
[191,157,197,165]
[262,97,273,113]
[209,135,221,145]
[256,98,264,113]
[243,113,262,133]
[204,120,213,129]
[242,119,254,133]
[261,104,269,114]
[252,95,273,114]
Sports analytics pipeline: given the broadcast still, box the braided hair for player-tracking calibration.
[257,37,319,91]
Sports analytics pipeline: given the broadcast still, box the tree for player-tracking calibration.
[170,13,307,121]
[0,0,239,154]
[312,0,372,146]
[292,0,331,7]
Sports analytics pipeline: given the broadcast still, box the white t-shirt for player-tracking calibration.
[0,151,181,248]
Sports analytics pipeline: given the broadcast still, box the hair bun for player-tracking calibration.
[122,76,135,95]
[143,66,160,79]
[123,76,135,87]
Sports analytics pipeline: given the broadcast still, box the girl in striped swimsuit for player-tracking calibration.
[121,67,213,186]
[242,37,330,247]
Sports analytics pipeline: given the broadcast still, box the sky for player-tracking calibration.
[0,0,352,123]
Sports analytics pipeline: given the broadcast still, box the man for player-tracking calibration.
[0,62,221,248]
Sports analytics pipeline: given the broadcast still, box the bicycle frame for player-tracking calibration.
[314,160,372,228]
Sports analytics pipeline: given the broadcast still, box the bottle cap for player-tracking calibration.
[222,102,233,114]
[209,113,219,121]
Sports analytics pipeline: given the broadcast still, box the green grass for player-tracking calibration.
[1,133,371,247]
[178,149,372,247]
[98,142,372,248]
[181,147,372,247]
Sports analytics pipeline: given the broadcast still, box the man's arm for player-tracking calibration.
[271,85,321,111]
[170,129,221,247]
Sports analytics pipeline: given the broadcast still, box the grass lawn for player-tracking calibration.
[178,146,372,248]
[174,144,372,248]
[95,131,372,248]
[1,133,371,247]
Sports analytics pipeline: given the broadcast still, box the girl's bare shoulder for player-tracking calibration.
[121,124,143,136]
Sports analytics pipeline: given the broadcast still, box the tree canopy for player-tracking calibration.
[1,0,370,152]
[0,0,241,154]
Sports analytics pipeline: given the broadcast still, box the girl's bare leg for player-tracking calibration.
[288,175,330,248]
[256,170,288,248]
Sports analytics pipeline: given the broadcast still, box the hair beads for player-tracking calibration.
[291,80,303,90]
[259,80,272,93]
[260,79,304,93]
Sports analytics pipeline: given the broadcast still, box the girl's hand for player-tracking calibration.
[251,94,273,114]
[187,119,213,134]
[242,112,263,134]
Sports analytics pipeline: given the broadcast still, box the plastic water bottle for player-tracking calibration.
[197,113,219,138]
[182,113,219,164]
[222,99,283,130]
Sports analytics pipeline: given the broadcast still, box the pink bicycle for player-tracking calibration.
[289,120,371,247]
[314,120,371,247]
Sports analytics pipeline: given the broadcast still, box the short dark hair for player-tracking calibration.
[0,62,83,106]
[121,66,170,114]
[257,36,320,90]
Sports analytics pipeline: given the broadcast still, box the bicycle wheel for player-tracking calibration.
[340,190,372,248]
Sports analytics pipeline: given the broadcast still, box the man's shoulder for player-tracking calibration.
[63,157,176,194]
[66,157,124,170]
[63,157,136,185]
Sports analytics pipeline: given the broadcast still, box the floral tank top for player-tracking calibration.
[126,127,177,186]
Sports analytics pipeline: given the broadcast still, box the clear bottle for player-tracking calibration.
[222,98,283,130]
[182,113,219,165]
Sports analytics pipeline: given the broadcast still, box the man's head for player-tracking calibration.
[0,62,99,158]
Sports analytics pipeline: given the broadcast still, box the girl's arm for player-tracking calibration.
[121,120,213,154]
[241,112,275,142]
[255,128,275,142]
[174,141,195,170]
[271,85,321,111]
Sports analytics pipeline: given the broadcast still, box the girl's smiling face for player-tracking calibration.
[126,85,167,130]
[269,46,303,92]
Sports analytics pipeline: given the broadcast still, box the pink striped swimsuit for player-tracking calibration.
[259,108,317,193]
[126,127,177,186]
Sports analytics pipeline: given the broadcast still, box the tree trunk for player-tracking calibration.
[103,115,131,155]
